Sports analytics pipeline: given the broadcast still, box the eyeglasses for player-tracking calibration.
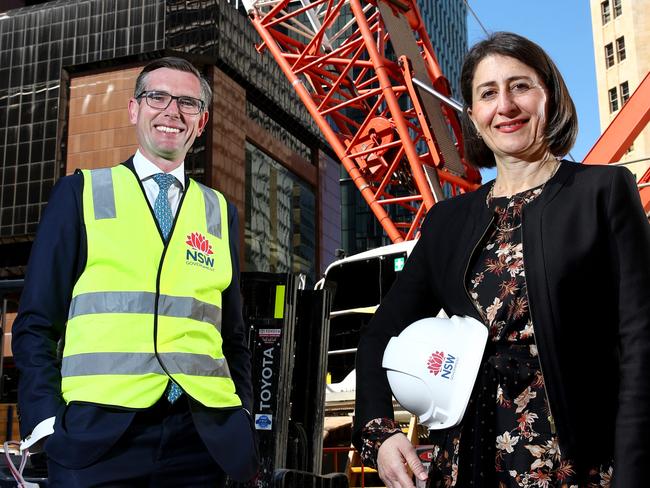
[136,90,205,115]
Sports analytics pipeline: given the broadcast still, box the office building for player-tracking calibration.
[590,0,650,179]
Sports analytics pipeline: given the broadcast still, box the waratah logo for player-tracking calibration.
[427,350,457,380]
[186,232,214,254]
[186,232,215,270]
[427,351,445,375]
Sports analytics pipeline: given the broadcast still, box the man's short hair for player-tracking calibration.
[134,57,212,109]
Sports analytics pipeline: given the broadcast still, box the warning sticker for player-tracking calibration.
[259,328,281,344]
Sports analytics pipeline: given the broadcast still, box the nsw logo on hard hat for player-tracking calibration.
[427,350,457,380]
[186,232,215,270]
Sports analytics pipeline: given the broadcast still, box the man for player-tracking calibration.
[12,57,258,487]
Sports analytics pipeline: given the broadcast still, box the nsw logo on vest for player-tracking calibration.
[186,232,215,271]
[427,350,457,380]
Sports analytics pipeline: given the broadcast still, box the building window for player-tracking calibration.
[614,0,622,17]
[620,81,630,104]
[608,87,619,113]
[244,142,317,284]
[605,43,615,68]
[616,36,626,61]
[601,0,611,23]
[247,102,311,161]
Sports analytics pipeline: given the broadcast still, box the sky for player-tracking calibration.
[464,0,600,182]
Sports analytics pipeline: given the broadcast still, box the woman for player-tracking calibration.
[353,32,650,487]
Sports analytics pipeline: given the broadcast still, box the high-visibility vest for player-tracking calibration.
[61,165,242,409]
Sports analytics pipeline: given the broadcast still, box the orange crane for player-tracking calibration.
[242,0,481,243]
[242,0,650,244]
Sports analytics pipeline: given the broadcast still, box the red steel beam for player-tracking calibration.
[584,72,650,164]
[584,71,650,211]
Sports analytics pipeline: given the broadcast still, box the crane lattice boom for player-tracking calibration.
[243,0,481,242]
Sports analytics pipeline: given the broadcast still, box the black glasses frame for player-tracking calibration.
[136,90,205,115]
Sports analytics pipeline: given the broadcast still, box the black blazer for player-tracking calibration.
[354,161,650,487]
[12,159,258,481]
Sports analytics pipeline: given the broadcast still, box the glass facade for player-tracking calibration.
[340,169,399,253]
[418,0,467,99]
[245,142,316,284]
[247,101,311,162]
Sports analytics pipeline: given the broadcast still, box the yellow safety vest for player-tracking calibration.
[61,165,242,409]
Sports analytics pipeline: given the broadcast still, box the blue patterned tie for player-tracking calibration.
[152,173,183,404]
[152,173,176,240]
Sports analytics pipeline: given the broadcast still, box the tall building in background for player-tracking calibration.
[341,0,467,256]
[0,0,341,283]
[590,0,650,179]
[419,0,467,100]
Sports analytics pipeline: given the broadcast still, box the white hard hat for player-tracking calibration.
[382,315,488,430]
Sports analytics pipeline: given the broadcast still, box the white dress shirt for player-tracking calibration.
[133,150,185,216]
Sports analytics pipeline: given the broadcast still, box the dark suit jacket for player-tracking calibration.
[12,159,258,481]
[354,161,650,487]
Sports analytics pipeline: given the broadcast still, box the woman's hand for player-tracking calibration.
[376,433,428,488]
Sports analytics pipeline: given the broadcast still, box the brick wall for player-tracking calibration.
[210,67,247,253]
[210,67,247,218]
[66,68,141,173]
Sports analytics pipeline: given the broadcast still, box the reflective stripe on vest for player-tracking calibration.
[197,182,222,238]
[61,165,240,409]
[62,352,231,378]
[68,291,222,332]
[91,168,116,219]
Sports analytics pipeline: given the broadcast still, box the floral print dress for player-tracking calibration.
[360,185,614,488]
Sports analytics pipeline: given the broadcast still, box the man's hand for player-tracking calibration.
[376,433,428,488]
